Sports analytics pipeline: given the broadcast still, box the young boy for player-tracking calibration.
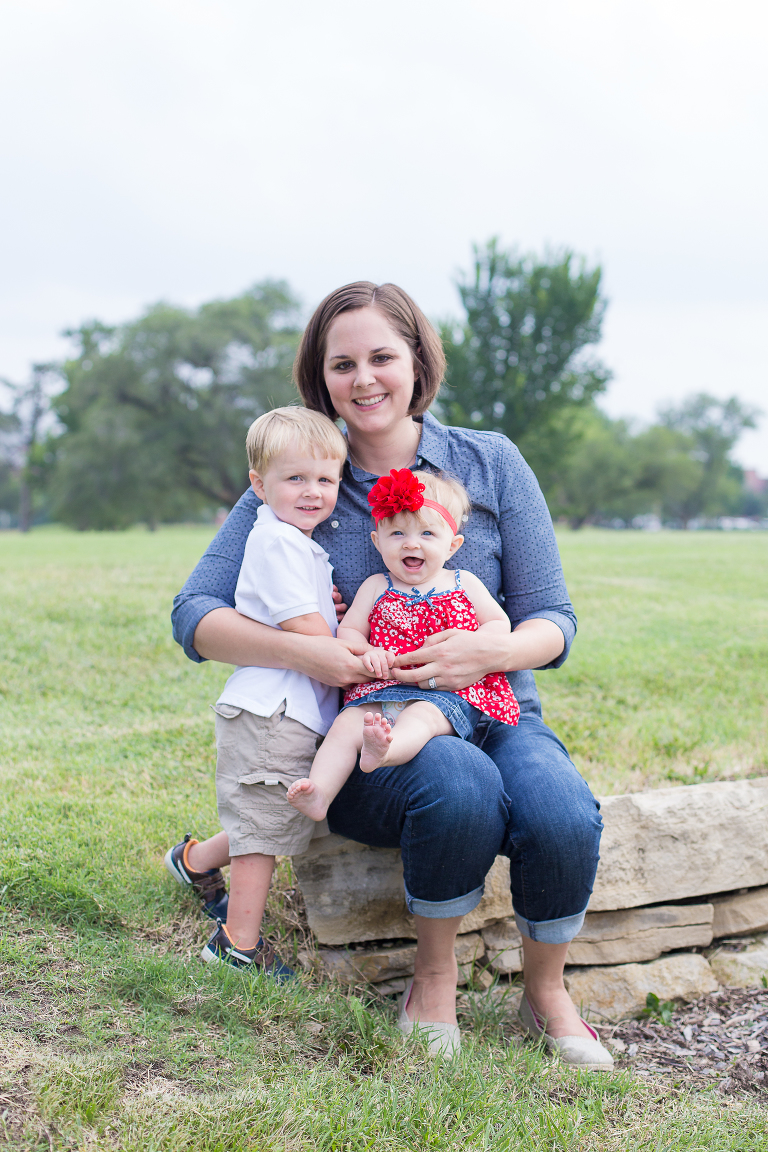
[166,406,348,976]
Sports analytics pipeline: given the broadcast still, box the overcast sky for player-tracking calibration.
[2,0,766,470]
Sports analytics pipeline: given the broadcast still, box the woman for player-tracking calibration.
[172,282,610,1067]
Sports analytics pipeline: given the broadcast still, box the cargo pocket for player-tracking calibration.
[238,769,294,791]
[237,768,303,838]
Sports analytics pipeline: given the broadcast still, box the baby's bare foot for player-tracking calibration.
[286,778,329,821]
[360,712,394,773]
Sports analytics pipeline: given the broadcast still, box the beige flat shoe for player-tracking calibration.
[397,978,461,1059]
[519,993,614,1071]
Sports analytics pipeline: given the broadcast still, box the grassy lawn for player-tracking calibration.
[1,526,767,1150]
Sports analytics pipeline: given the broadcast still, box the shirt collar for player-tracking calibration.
[346,411,449,482]
[256,503,329,559]
[416,411,449,471]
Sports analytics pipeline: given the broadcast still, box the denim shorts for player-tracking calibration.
[341,686,483,741]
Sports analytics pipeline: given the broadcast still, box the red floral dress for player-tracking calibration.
[343,572,520,727]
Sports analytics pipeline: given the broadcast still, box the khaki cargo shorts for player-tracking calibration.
[213,701,329,857]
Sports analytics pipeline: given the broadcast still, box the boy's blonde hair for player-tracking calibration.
[379,470,471,532]
[246,406,348,474]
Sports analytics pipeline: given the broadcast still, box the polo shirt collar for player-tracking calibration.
[256,502,329,559]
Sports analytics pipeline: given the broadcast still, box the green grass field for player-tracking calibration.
[1,526,767,1150]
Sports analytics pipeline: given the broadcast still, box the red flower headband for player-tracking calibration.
[367,469,458,535]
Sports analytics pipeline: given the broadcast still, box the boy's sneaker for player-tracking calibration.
[201,922,295,981]
[164,834,229,922]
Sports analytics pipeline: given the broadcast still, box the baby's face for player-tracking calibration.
[250,446,343,537]
[372,510,463,585]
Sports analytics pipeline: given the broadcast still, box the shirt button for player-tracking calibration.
[331,520,339,528]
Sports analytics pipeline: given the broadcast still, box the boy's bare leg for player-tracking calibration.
[224,852,275,951]
[360,701,452,773]
[286,707,363,821]
[186,830,231,872]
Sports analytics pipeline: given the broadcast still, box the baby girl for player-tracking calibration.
[287,468,519,821]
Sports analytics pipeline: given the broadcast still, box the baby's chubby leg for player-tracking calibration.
[286,707,366,822]
[361,701,453,773]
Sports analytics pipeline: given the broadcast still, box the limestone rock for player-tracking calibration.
[708,939,768,988]
[296,778,768,945]
[590,778,768,911]
[567,904,713,966]
[454,932,486,965]
[482,918,523,974]
[293,836,413,945]
[486,947,523,975]
[564,953,718,1021]
[458,856,513,932]
[318,943,417,984]
[711,888,768,938]
[317,931,485,985]
[293,835,511,945]
[458,965,493,988]
[482,919,522,952]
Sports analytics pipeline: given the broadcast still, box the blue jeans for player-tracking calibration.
[326,712,603,944]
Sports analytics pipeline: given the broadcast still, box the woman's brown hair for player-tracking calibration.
[293,282,446,419]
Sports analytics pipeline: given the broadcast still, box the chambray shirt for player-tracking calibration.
[171,412,576,716]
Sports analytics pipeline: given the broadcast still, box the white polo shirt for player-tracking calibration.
[216,504,339,736]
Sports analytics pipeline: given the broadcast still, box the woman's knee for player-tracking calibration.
[511,776,602,858]
[407,736,508,832]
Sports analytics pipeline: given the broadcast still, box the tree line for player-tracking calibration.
[1,241,763,531]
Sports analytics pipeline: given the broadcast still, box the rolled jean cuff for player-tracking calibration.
[514,904,589,945]
[404,881,484,919]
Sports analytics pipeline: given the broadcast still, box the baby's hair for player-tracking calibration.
[246,406,348,474]
[378,470,471,532]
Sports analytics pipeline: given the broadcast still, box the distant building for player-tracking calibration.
[744,469,768,495]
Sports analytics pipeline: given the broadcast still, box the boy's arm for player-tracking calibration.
[278,613,334,637]
[459,570,512,631]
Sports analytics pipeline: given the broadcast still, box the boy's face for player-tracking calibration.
[371,510,463,584]
[250,447,343,537]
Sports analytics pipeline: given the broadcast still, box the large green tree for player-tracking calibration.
[549,395,758,528]
[655,393,759,526]
[50,282,301,529]
[440,239,611,486]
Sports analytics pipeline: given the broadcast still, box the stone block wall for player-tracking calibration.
[293,777,768,1019]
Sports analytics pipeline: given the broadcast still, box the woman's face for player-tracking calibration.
[323,307,418,438]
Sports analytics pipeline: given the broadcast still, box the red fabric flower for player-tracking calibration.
[368,469,425,521]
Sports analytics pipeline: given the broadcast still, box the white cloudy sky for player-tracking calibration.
[1,0,766,469]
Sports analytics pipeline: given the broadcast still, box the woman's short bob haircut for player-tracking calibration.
[294,282,446,420]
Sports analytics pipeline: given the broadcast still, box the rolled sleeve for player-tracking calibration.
[495,438,577,670]
[172,592,231,663]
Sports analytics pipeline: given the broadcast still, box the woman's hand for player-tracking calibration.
[391,619,565,690]
[332,585,348,623]
[392,628,511,691]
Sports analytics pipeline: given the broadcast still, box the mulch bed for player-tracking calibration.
[597,987,768,1097]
